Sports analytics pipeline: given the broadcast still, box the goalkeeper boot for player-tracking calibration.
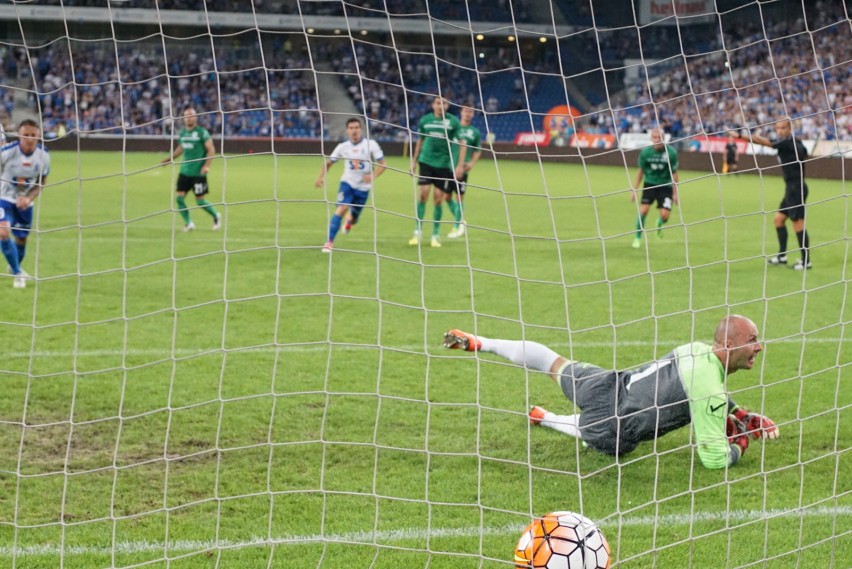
[442,329,481,352]
[408,231,421,246]
[790,259,812,270]
[322,241,333,253]
[767,254,787,266]
[183,222,196,233]
[529,406,550,425]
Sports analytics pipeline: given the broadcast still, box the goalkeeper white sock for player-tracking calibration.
[478,338,563,374]
[540,411,582,439]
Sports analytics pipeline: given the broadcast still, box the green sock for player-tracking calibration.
[416,202,426,232]
[176,195,191,224]
[196,198,219,219]
[455,200,464,226]
[635,214,646,239]
[446,199,460,226]
[433,204,443,236]
[656,217,667,228]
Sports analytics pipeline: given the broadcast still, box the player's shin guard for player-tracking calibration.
[1,238,20,275]
[796,229,810,262]
[328,214,342,242]
[196,198,219,219]
[635,214,646,238]
[433,204,443,236]
[776,226,788,255]
[176,195,191,224]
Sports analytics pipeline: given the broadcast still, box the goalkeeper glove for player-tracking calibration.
[726,414,750,457]
[732,408,780,440]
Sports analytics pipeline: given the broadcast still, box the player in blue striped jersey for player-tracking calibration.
[315,118,386,252]
[1,119,50,289]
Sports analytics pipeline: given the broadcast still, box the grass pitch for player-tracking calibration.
[0,149,849,568]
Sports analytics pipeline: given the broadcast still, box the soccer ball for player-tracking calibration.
[514,511,610,569]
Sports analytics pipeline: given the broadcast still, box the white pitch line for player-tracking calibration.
[0,506,849,557]
[0,336,847,360]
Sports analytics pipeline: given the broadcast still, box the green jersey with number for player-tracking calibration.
[638,144,678,186]
[178,126,212,176]
[452,124,481,166]
[418,112,461,169]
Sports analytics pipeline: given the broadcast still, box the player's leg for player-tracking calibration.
[11,204,32,273]
[411,163,432,244]
[633,196,651,248]
[529,406,582,439]
[442,329,567,383]
[722,161,729,174]
[431,179,447,247]
[346,189,370,231]
[175,175,194,230]
[655,190,673,238]
[191,177,220,228]
[448,176,466,238]
[790,216,810,269]
[769,207,790,265]
[325,184,353,251]
[0,203,21,279]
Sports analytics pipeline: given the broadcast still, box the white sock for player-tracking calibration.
[540,412,581,439]
[478,338,562,373]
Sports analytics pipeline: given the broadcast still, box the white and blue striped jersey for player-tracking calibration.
[330,138,384,192]
[0,141,51,205]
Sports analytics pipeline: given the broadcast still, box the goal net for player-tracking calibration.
[0,0,849,567]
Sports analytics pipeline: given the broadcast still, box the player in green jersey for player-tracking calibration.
[160,108,221,232]
[447,106,482,239]
[409,97,466,248]
[443,315,779,469]
[630,129,679,248]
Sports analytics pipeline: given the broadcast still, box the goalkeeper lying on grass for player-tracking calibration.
[444,315,779,469]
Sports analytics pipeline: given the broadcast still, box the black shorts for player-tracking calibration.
[418,163,455,193]
[725,154,737,166]
[640,184,674,210]
[177,174,209,197]
[779,181,808,221]
[557,363,635,456]
[448,173,468,195]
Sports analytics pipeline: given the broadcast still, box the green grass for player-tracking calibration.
[0,150,850,568]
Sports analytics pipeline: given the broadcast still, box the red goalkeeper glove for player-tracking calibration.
[726,414,749,456]
[732,408,780,440]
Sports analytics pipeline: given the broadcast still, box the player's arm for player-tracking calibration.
[466,146,482,171]
[315,158,335,188]
[454,140,467,180]
[161,144,183,165]
[411,138,423,174]
[631,164,644,202]
[201,137,215,175]
[18,175,47,209]
[740,130,773,148]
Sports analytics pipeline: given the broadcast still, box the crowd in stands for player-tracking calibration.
[3,1,848,144]
[609,0,851,141]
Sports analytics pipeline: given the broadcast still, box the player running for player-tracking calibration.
[442,315,779,469]
[0,119,50,289]
[161,108,221,232]
[315,117,386,253]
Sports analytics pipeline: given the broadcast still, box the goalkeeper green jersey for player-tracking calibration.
[178,126,212,177]
[638,144,678,186]
[417,112,461,169]
[451,124,481,166]
[617,342,732,469]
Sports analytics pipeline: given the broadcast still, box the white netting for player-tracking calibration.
[0,1,850,568]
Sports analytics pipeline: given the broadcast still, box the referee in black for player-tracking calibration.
[742,119,811,270]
